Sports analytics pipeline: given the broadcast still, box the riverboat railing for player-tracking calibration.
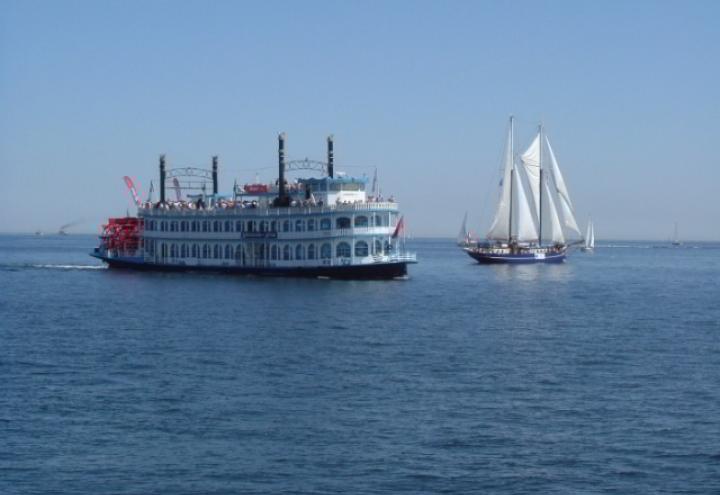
[139,202,399,217]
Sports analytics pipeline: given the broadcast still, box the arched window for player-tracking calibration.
[355,216,368,227]
[320,243,331,259]
[225,245,232,259]
[182,221,189,232]
[247,221,254,233]
[161,243,167,257]
[336,242,351,258]
[336,217,351,229]
[181,244,187,258]
[283,245,291,260]
[355,241,369,257]
[236,220,243,233]
[235,245,243,260]
[271,245,278,260]
[374,214,384,227]
[374,239,383,254]
[307,244,316,260]
[295,219,304,232]
[213,244,221,259]
[170,244,177,257]
[283,220,291,232]
[295,244,304,260]
[202,245,210,259]
[307,219,315,231]
[192,244,198,257]
[213,220,221,232]
[224,220,233,232]
[320,218,331,230]
[202,221,209,232]
[260,221,269,233]
[191,221,198,232]
[270,221,277,232]
[161,221,167,232]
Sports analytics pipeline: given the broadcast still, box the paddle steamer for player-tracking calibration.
[91,134,416,279]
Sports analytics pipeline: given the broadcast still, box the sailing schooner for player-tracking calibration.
[464,116,583,264]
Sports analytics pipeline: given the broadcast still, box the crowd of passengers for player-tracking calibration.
[143,195,395,211]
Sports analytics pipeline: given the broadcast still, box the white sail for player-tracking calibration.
[487,120,514,241]
[520,133,541,220]
[585,220,595,249]
[513,164,539,242]
[543,178,565,244]
[457,212,468,245]
[545,136,581,236]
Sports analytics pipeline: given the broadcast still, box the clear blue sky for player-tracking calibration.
[1,0,718,240]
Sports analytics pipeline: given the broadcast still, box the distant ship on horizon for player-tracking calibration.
[672,222,682,247]
[581,219,595,252]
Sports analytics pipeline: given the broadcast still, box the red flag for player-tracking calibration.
[123,176,141,206]
[392,216,404,239]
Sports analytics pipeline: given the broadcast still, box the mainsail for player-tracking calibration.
[543,177,565,244]
[513,165,539,242]
[487,119,515,241]
[545,136,581,236]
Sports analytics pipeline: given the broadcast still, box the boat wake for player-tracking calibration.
[0,263,107,271]
[30,264,106,270]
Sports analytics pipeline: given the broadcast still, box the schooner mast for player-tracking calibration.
[538,124,543,247]
[508,116,514,244]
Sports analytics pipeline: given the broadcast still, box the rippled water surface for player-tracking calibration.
[2,234,719,494]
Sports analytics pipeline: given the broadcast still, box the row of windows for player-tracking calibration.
[145,215,391,233]
[148,240,383,260]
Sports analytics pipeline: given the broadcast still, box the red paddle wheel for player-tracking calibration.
[100,217,143,256]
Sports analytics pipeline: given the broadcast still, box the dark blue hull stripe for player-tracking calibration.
[465,250,566,264]
[90,253,408,279]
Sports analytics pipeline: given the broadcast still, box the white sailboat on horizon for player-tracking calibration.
[457,211,474,247]
[582,220,595,252]
[672,222,682,246]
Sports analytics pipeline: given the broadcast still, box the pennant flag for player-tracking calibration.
[123,176,141,206]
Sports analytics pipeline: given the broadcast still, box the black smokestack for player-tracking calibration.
[159,154,166,203]
[327,135,334,178]
[278,132,286,202]
[212,156,218,195]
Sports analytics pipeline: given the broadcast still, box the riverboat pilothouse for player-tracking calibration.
[91,134,416,279]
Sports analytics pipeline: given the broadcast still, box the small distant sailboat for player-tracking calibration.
[672,222,682,246]
[582,220,595,252]
[464,116,583,264]
[457,211,474,247]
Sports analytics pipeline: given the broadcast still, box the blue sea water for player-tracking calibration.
[1,234,719,494]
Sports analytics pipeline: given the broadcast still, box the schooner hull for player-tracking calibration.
[464,248,566,264]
